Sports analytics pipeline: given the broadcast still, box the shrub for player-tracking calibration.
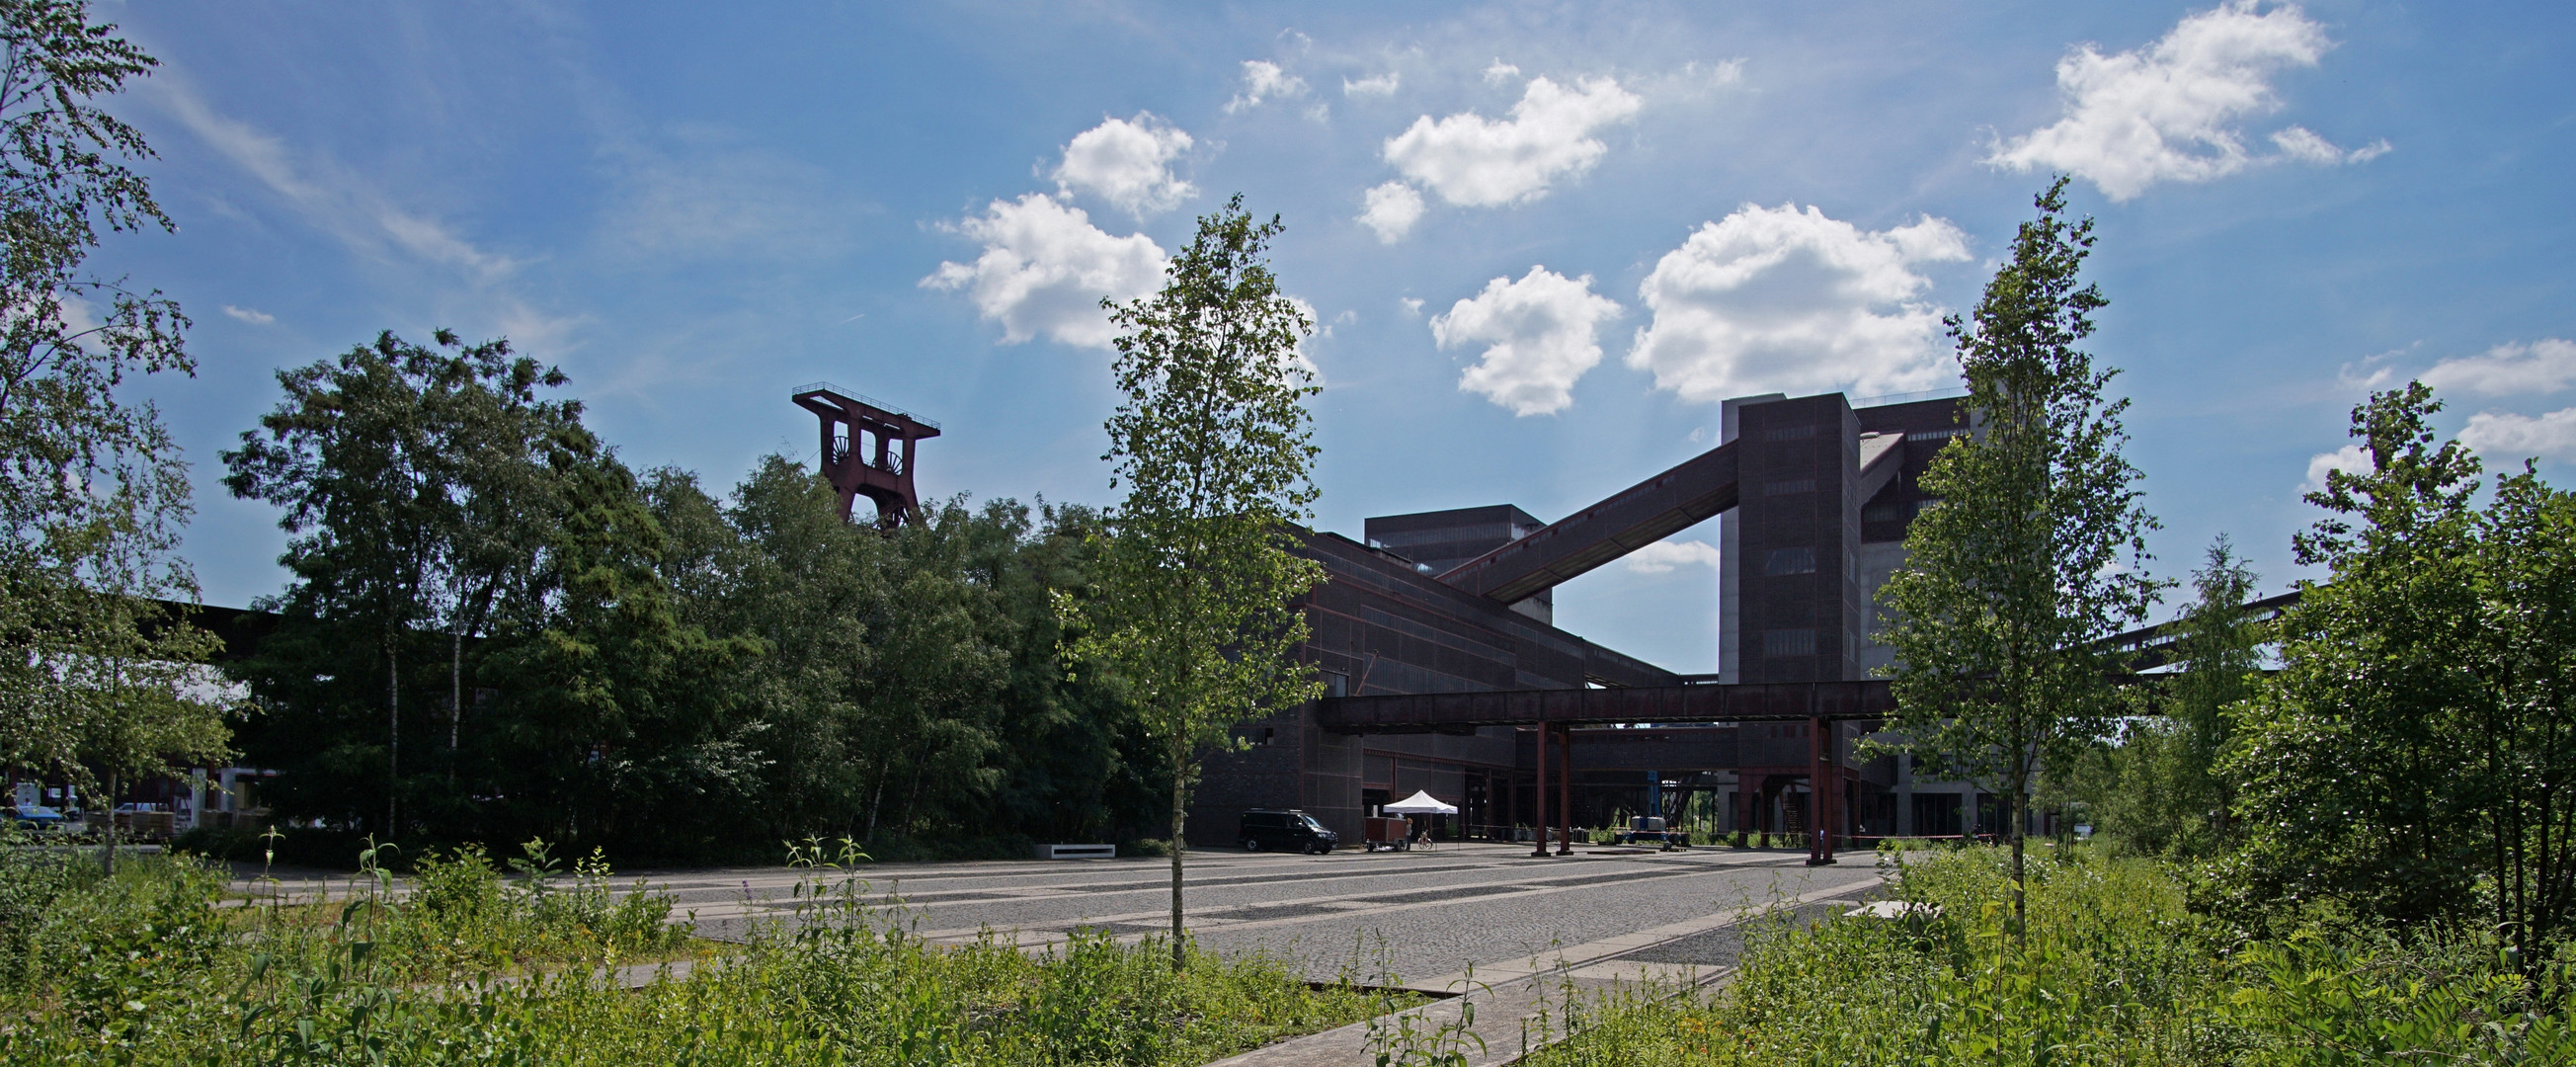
[1527,848,2576,1067]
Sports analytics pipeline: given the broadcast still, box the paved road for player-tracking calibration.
[637,842,1882,987]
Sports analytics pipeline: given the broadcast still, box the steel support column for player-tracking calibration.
[1530,723,1551,859]
[1556,724,1574,856]
[1807,715,1837,866]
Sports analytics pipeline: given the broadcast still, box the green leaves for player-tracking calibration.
[0,0,224,809]
[1074,195,1324,968]
[2233,383,2576,960]
[1877,178,2163,932]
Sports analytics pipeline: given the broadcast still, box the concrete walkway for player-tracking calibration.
[1203,875,1881,1067]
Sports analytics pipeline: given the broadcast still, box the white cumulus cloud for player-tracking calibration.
[1226,60,1309,113]
[1483,59,1521,85]
[2462,409,2576,462]
[1382,75,1642,208]
[1626,204,1971,403]
[922,193,1166,349]
[2302,443,2371,492]
[222,304,275,325]
[1432,266,1623,417]
[1343,72,1399,97]
[1988,1,2350,201]
[1624,538,1721,575]
[2421,339,2576,397]
[1359,181,1425,243]
[1051,113,1195,218]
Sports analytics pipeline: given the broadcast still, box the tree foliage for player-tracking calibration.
[222,331,599,837]
[1071,195,1324,968]
[0,0,225,810]
[222,334,1167,860]
[2067,536,2261,860]
[2231,382,2576,965]
[1877,178,2163,933]
[2227,383,2485,929]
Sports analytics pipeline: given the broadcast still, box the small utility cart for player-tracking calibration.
[1368,789,1459,851]
[1363,816,1413,852]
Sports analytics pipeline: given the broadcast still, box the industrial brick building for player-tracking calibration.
[1190,388,1996,848]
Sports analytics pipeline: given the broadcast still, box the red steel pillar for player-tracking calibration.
[1734,778,1759,845]
[1530,723,1551,858]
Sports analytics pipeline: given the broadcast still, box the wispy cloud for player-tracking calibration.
[2421,339,2576,396]
[152,78,521,280]
[221,304,275,325]
[1342,72,1399,97]
[1226,59,1310,114]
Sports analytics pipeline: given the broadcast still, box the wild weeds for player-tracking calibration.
[0,836,1402,1065]
[1523,848,2576,1067]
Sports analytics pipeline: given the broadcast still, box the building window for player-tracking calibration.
[1763,629,1816,657]
[1763,424,1817,442]
[1762,546,1816,575]
[1322,670,1349,698]
[1763,478,1815,496]
[1906,428,1967,443]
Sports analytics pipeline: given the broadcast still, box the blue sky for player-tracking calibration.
[95,1,2576,673]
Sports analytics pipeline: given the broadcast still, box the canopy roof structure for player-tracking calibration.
[1380,789,1458,815]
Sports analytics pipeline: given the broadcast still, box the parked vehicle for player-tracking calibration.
[1622,815,1683,847]
[1238,809,1338,854]
[7,805,70,832]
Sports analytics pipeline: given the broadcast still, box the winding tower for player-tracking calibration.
[792,383,940,529]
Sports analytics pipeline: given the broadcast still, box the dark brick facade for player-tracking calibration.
[1184,389,1966,848]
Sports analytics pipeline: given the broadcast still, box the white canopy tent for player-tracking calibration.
[1379,789,1459,816]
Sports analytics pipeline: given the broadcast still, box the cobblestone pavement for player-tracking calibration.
[632,842,1883,986]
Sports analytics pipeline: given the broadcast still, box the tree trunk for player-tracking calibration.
[99,770,120,876]
[449,625,461,782]
[2010,783,2028,944]
[1169,740,1187,973]
[387,640,400,836]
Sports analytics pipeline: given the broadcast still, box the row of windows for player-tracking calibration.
[1762,628,1815,657]
[1761,546,1815,575]
[1863,498,1943,523]
[1763,478,1815,496]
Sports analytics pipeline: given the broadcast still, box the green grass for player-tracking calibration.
[0,835,1408,1065]
[1523,847,2576,1067]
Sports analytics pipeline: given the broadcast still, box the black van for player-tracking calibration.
[1238,809,1338,854]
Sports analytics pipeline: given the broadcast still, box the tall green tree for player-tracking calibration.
[2228,383,2485,929]
[222,330,578,836]
[1070,196,1324,970]
[2233,383,2576,964]
[0,0,227,819]
[1877,178,2163,935]
[2469,462,2576,963]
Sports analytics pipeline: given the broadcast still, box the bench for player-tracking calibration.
[1032,844,1116,860]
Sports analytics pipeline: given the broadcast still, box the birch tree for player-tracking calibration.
[1068,196,1324,971]
[1878,178,2163,937]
